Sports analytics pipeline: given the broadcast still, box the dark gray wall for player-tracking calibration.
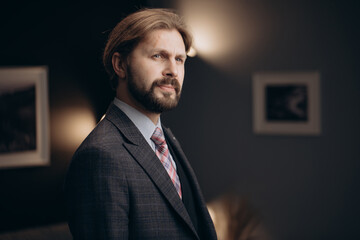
[0,0,146,232]
[160,0,360,239]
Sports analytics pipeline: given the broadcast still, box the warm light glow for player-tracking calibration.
[187,47,197,57]
[207,206,217,225]
[178,0,242,58]
[176,0,264,70]
[52,107,96,151]
[207,204,228,240]
[189,16,234,59]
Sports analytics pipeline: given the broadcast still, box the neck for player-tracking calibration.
[116,91,160,125]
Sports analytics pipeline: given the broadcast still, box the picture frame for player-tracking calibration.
[0,66,50,168]
[252,71,321,135]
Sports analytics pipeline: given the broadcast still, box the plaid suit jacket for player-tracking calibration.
[64,103,217,240]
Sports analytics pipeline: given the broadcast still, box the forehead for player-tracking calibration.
[139,29,186,53]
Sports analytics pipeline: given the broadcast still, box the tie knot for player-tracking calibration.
[151,127,166,146]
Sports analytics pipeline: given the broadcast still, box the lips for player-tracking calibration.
[152,77,180,94]
[158,84,176,92]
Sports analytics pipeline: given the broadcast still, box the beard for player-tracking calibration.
[127,69,182,114]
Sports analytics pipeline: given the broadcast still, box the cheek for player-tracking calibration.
[178,68,185,86]
[130,61,155,84]
[139,61,161,80]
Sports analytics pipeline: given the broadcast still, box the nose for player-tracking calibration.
[163,60,178,78]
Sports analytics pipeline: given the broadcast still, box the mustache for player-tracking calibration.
[153,77,181,93]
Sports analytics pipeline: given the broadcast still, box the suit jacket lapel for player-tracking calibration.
[164,127,217,239]
[105,104,198,239]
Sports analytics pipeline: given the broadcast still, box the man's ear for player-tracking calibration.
[112,52,126,79]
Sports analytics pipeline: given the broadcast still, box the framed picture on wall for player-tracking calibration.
[0,66,50,168]
[252,71,321,135]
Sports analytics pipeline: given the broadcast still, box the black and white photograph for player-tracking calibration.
[0,83,37,153]
[265,84,308,122]
[0,67,49,168]
[253,71,321,135]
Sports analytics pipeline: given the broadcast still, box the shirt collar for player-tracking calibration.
[113,98,161,148]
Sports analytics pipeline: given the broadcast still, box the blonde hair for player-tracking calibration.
[103,8,192,89]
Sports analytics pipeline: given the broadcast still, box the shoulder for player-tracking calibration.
[80,118,124,149]
[65,118,131,188]
[68,117,129,170]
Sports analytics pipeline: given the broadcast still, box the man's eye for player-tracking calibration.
[153,54,161,58]
[176,58,184,63]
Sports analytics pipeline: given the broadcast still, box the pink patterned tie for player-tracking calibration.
[151,127,182,199]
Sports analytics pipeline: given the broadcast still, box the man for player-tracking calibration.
[64,8,217,240]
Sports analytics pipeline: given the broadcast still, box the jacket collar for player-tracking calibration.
[104,103,199,239]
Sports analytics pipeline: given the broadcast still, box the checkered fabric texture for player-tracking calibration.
[151,127,182,199]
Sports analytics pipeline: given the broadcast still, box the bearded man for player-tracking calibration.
[64,8,217,240]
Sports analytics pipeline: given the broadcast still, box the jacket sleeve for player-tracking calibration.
[64,147,129,239]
